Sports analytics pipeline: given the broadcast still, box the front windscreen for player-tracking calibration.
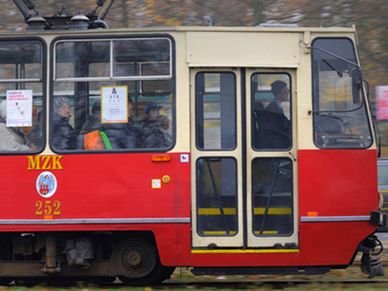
[312,38,372,149]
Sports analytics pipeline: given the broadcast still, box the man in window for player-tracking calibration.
[263,80,291,149]
[140,102,172,148]
[52,96,78,150]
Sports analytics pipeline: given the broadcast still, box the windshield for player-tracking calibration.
[312,38,372,149]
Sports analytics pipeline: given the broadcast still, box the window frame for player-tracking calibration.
[50,34,176,154]
[195,156,239,237]
[195,71,238,151]
[251,157,294,237]
[0,37,46,155]
[311,37,373,149]
[53,37,173,82]
[250,72,293,151]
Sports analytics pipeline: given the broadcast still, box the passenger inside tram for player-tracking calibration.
[52,96,78,150]
[26,111,43,149]
[140,102,172,148]
[252,76,291,150]
[78,100,105,150]
[263,80,291,148]
[0,100,30,151]
[78,96,145,150]
[125,96,143,148]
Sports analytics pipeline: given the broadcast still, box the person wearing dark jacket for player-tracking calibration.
[262,80,291,149]
[105,96,143,149]
[140,102,172,148]
[52,96,78,150]
[125,97,143,147]
[27,111,43,149]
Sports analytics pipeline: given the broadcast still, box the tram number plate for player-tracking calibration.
[35,200,61,218]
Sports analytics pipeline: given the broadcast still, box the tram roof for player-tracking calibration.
[0,25,356,37]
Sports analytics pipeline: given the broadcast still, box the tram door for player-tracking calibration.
[191,68,298,248]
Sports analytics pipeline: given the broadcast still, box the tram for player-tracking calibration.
[0,0,385,286]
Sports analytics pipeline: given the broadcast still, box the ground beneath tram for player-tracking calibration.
[4,264,388,290]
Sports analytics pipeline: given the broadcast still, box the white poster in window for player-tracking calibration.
[6,90,33,127]
[101,86,128,124]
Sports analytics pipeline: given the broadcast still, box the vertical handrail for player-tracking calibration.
[258,160,280,234]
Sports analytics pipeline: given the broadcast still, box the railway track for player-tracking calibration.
[6,278,388,290]
[7,275,388,289]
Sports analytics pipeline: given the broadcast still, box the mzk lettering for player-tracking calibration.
[27,155,63,170]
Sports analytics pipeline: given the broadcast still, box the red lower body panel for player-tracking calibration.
[0,149,379,268]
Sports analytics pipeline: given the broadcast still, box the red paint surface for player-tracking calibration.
[0,149,380,267]
[0,153,190,220]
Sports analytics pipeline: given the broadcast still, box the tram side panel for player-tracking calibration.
[298,149,378,262]
[0,152,191,231]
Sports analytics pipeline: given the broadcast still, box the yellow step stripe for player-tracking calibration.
[254,208,292,215]
[254,230,279,235]
[198,208,236,215]
[198,208,291,215]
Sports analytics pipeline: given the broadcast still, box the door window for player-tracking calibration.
[251,73,291,150]
[196,72,236,150]
[196,157,238,236]
[251,158,293,236]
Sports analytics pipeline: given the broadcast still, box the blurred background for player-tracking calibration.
[3,0,388,154]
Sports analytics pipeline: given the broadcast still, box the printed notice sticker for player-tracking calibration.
[180,154,189,163]
[152,179,161,189]
[101,86,128,124]
[6,90,33,127]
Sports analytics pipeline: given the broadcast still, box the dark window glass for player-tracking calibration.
[196,72,236,150]
[312,38,372,148]
[252,158,293,236]
[55,41,110,79]
[196,157,238,236]
[0,41,42,80]
[251,73,291,150]
[113,39,171,78]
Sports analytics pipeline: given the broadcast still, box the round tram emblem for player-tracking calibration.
[36,171,57,198]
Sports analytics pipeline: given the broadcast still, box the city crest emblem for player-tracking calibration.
[36,171,57,198]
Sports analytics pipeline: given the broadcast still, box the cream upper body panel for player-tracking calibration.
[0,26,372,154]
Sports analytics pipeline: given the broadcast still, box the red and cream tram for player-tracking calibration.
[0,2,385,285]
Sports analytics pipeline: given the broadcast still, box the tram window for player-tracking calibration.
[251,73,291,150]
[0,40,44,153]
[195,72,236,150]
[113,39,171,78]
[51,37,174,152]
[55,41,110,79]
[196,157,238,236]
[312,38,372,149]
[252,158,293,236]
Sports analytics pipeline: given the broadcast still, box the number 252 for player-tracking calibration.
[35,200,61,216]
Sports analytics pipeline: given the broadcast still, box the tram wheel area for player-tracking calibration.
[0,231,175,286]
[112,238,175,286]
